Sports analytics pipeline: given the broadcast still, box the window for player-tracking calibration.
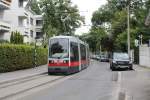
[80,44,86,60]
[18,0,23,7]
[30,30,33,37]
[36,32,43,38]
[36,20,43,26]
[30,18,33,25]
[18,17,24,26]
[70,42,79,61]
[18,0,27,7]
[49,38,69,59]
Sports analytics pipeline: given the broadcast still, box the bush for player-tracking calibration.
[0,40,9,44]
[10,31,23,44]
[0,44,47,73]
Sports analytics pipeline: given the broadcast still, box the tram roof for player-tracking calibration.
[50,35,78,40]
[50,35,85,44]
[49,35,88,45]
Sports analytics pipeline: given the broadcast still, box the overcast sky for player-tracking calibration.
[71,0,107,35]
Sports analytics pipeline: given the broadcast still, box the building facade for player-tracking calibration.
[0,0,11,41]
[0,0,43,43]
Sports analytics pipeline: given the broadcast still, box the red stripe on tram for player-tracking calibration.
[70,61,80,67]
[48,61,88,67]
[81,60,87,64]
[48,63,69,67]
[48,61,80,67]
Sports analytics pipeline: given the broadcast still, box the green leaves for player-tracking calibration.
[0,44,47,73]
[30,0,41,15]
[40,0,84,36]
[90,0,149,52]
[10,31,23,44]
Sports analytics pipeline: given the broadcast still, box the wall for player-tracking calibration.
[139,45,150,67]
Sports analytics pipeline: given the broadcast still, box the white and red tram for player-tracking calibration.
[48,36,90,74]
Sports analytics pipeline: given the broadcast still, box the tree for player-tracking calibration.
[10,31,23,44]
[30,0,41,15]
[79,26,107,53]
[39,0,84,37]
[91,0,150,52]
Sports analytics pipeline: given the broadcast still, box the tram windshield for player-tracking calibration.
[49,38,69,59]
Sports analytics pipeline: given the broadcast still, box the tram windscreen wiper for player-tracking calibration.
[51,53,68,59]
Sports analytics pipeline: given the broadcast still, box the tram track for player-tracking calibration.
[0,72,48,85]
[0,72,48,89]
[0,73,66,100]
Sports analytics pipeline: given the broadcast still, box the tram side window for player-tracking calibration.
[80,44,86,60]
[70,42,79,61]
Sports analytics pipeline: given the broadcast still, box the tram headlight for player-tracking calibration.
[63,60,67,63]
[63,60,68,63]
[49,60,54,64]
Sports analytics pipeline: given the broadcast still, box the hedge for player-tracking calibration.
[0,44,47,73]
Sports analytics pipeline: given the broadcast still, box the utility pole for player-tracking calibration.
[34,37,37,68]
[127,2,130,59]
[100,40,102,55]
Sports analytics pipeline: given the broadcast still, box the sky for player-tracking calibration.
[71,0,107,35]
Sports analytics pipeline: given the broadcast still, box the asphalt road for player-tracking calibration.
[16,60,150,100]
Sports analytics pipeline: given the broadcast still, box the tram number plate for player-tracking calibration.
[54,59,63,63]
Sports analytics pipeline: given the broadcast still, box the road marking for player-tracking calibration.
[112,72,121,82]
[118,72,121,83]
[115,72,133,100]
[125,94,133,100]
[118,91,126,100]
[112,71,125,100]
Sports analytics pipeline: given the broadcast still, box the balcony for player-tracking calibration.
[34,15,43,29]
[0,0,11,9]
[0,20,11,32]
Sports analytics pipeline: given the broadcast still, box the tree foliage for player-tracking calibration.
[89,0,150,52]
[10,31,23,44]
[30,0,41,15]
[39,0,84,37]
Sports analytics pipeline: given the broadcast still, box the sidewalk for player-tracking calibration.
[133,64,150,71]
[0,65,47,84]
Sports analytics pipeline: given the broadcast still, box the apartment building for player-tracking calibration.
[1,0,43,43]
[0,0,11,40]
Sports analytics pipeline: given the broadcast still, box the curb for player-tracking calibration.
[134,64,150,70]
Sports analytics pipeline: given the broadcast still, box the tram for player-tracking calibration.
[48,36,90,74]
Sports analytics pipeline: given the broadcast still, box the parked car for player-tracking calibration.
[110,52,133,70]
[91,55,97,60]
[95,55,100,60]
[99,55,109,62]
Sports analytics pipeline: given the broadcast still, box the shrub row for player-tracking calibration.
[0,44,47,73]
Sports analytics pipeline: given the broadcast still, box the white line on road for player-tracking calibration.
[118,72,121,83]
[116,72,133,100]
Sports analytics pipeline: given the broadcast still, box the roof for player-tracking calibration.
[50,35,88,45]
